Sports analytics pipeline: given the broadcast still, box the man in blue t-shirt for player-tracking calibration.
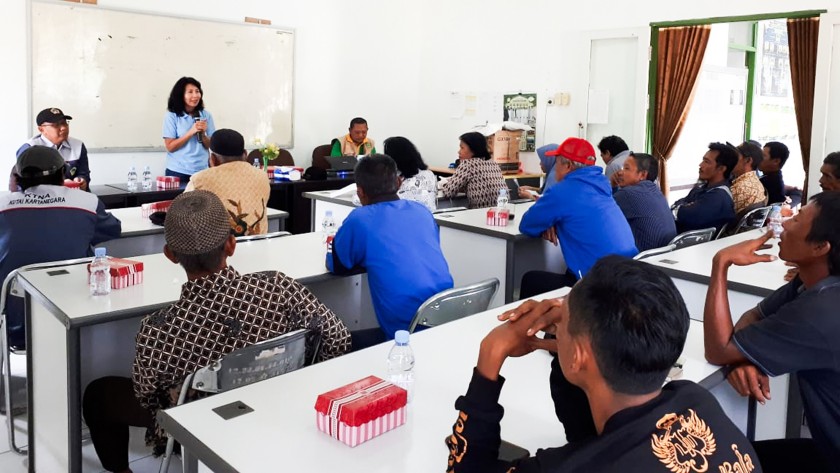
[704,192,840,471]
[327,154,453,348]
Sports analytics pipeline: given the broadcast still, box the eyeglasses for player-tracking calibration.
[42,121,69,129]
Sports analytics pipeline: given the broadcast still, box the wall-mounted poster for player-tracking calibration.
[503,93,537,151]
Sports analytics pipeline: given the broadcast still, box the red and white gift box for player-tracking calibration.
[486,207,510,227]
[314,375,407,447]
[140,200,173,217]
[87,257,144,290]
[155,176,180,189]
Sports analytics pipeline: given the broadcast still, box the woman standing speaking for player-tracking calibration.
[162,77,215,183]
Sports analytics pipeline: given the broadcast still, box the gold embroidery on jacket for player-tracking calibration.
[446,411,469,472]
[718,444,755,473]
[651,409,717,473]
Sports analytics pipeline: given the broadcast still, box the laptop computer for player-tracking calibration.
[325,155,359,174]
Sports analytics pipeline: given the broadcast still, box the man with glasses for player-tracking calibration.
[10,107,91,191]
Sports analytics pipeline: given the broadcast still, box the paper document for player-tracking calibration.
[327,184,357,198]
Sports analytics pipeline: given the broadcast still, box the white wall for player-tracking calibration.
[1,0,837,185]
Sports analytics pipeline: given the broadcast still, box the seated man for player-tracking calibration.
[759,141,789,204]
[83,190,350,473]
[327,154,453,345]
[0,146,120,349]
[732,141,768,214]
[819,151,840,192]
[446,256,760,472]
[596,135,630,186]
[519,138,637,295]
[614,152,676,251]
[185,128,270,235]
[330,117,376,156]
[672,142,738,233]
[10,107,91,191]
[704,192,840,471]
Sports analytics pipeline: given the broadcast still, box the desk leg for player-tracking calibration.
[27,295,81,472]
[183,448,199,473]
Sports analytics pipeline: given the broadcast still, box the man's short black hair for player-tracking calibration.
[597,135,629,157]
[630,152,658,182]
[459,131,492,160]
[170,242,228,274]
[354,154,399,198]
[708,142,739,180]
[737,141,764,171]
[567,255,689,395]
[16,168,64,190]
[764,141,790,167]
[349,117,368,129]
[808,192,840,276]
[824,152,840,178]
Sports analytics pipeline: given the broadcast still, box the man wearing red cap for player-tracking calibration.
[519,137,637,295]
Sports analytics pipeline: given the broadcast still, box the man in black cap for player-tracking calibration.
[11,107,91,191]
[0,146,121,348]
[82,190,350,473]
[185,128,271,236]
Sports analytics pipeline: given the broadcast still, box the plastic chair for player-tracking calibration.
[729,205,772,236]
[0,257,93,455]
[632,244,677,261]
[668,227,716,250]
[311,143,334,170]
[408,278,499,333]
[235,231,291,243]
[160,329,315,473]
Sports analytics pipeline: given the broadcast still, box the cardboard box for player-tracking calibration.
[314,375,407,447]
[489,130,522,174]
[88,257,144,290]
[156,176,180,190]
[140,200,173,218]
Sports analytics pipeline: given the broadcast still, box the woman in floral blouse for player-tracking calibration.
[441,131,506,209]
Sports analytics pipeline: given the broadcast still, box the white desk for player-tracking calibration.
[303,190,469,232]
[434,202,566,308]
[158,287,737,473]
[16,232,373,473]
[103,207,289,257]
[643,230,792,442]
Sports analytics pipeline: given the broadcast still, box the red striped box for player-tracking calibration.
[140,200,173,217]
[314,376,407,447]
[155,176,180,189]
[87,258,144,290]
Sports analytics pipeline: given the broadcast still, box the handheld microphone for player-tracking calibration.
[194,116,203,143]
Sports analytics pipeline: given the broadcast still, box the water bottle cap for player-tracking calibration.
[772,204,781,211]
[129,166,135,170]
[94,247,107,257]
[394,330,410,344]
[325,210,333,217]
[499,188,506,195]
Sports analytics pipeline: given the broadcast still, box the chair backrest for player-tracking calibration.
[1,257,93,313]
[235,231,290,243]
[633,244,677,260]
[731,205,772,235]
[311,143,334,170]
[408,278,499,333]
[668,227,716,249]
[189,329,311,395]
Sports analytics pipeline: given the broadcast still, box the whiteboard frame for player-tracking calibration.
[27,0,296,153]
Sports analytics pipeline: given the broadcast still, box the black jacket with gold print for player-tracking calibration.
[447,368,762,473]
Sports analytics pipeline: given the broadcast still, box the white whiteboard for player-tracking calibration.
[31,1,294,151]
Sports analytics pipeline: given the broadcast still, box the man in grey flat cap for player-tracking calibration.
[82,190,350,473]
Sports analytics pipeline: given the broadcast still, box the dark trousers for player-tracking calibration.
[753,438,832,472]
[164,168,192,184]
[82,377,154,473]
[350,328,387,351]
[549,355,597,442]
[520,270,578,300]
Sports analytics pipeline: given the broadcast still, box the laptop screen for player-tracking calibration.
[326,156,359,171]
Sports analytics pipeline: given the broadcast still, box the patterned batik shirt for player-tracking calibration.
[132,265,351,446]
[731,171,767,215]
[185,161,271,236]
[441,159,507,209]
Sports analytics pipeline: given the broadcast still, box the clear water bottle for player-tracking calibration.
[253,158,261,169]
[497,188,510,210]
[387,330,415,402]
[321,210,337,246]
[141,165,153,190]
[768,204,783,238]
[89,247,111,296]
[127,166,138,191]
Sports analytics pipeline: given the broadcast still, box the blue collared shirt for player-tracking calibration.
[162,110,215,175]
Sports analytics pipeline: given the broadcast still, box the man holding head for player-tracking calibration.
[519,137,637,294]
[759,141,790,204]
[614,152,676,251]
[446,256,760,472]
[327,154,452,347]
[597,135,630,186]
[0,146,120,349]
[330,117,376,156]
[83,190,350,472]
[819,151,840,192]
[185,128,270,235]
[704,192,840,471]
[671,142,738,233]
[10,107,91,191]
[731,141,768,214]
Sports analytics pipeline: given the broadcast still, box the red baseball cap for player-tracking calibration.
[545,137,596,166]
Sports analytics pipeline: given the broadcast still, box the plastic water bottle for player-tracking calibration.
[387,330,415,402]
[768,205,783,238]
[321,210,337,247]
[496,188,510,210]
[127,166,138,191]
[89,247,111,296]
[253,158,261,169]
[141,166,153,190]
